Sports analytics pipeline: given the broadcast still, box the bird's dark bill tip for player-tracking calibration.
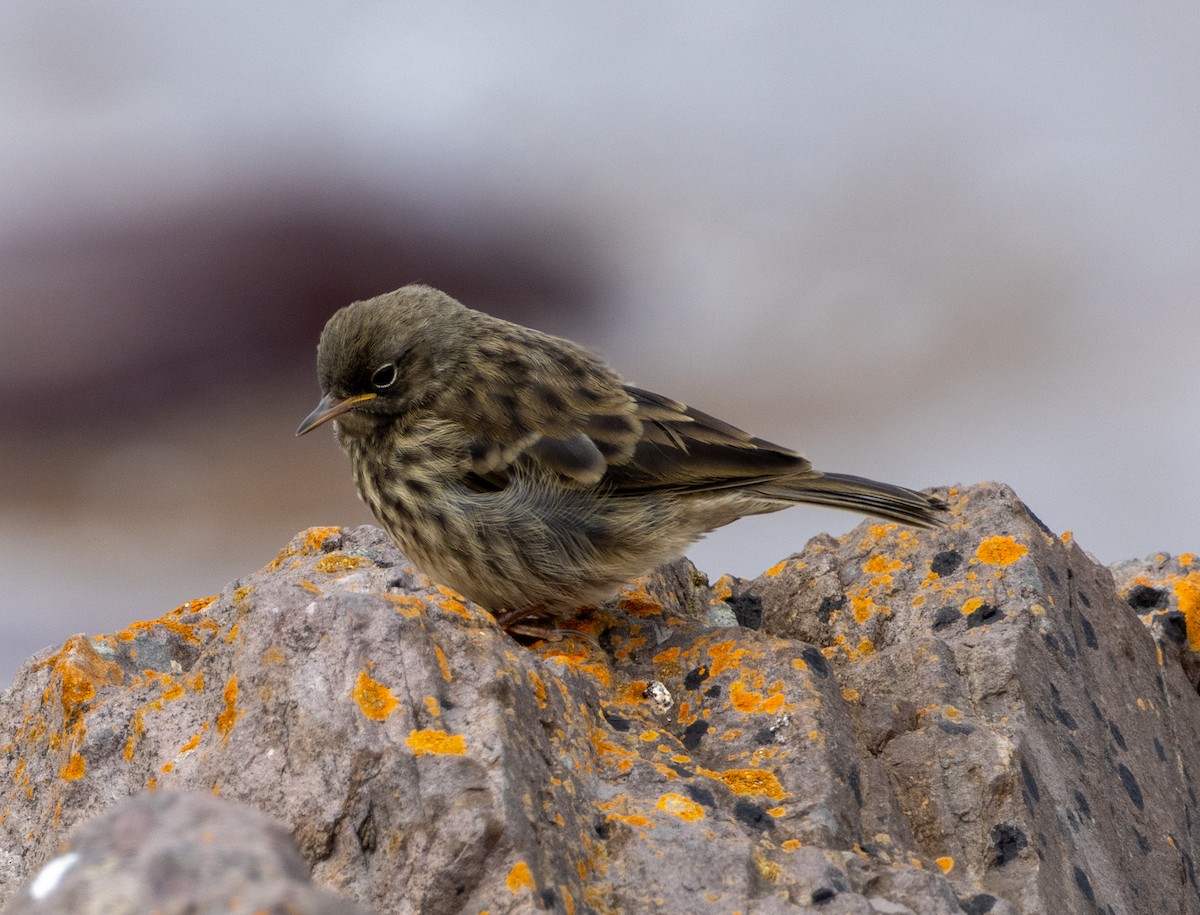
[296,392,377,436]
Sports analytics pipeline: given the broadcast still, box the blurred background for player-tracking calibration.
[2,3,1197,687]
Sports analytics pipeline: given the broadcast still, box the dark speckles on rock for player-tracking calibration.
[1134,829,1151,853]
[932,606,959,630]
[990,823,1028,865]
[811,886,836,904]
[801,646,830,678]
[725,591,763,630]
[681,719,710,751]
[703,683,721,699]
[1154,737,1167,762]
[1020,759,1041,803]
[540,888,558,909]
[1161,611,1188,644]
[1118,763,1144,811]
[684,784,715,808]
[1073,866,1096,903]
[1079,614,1098,649]
[1077,590,1091,608]
[1044,564,1060,586]
[1126,584,1168,610]
[848,765,862,805]
[930,549,963,576]
[603,711,632,732]
[816,594,844,624]
[1110,721,1127,750]
[965,603,1000,628]
[938,720,976,735]
[732,800,774,832]
[1074,790,1091,820]
[683,666,708,690]
[960,894,998,915]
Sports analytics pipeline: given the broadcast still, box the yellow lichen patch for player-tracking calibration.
[652,646,681,666]
[864,555,903,576]
[232,586,254,604]
[178,733,202,755]
[707,639,750,676]
[781,839,802,852]
[406,728,467,757]
[161,680,185,701]
[961,597,984,616]
[842,688,860,702]
[764,560,789,578]
[606,811,652,828]
[50,637,124,719]
[936,856,954,873]
[527,670,548,708]
[720,768,787,800]
[1174,572,1200,650]
[976,536,1028,567]
[116,614,211,646]
[1180,554,1195,568]
[423,696,441,717]
[383,593,426,618]
[617,582,662,616]
[711,574,734,601]
[656,792,705,821]
[353,671,398,721]
[506,861,536,894]
[543,645,612,689]
[433,645,453,682]
[850,586,885,624]
[216,676,240,744]
[298,579,321,594]
[315,553,368,574]
[261,646,288,666]
[791,657,808,672]
[729,680,787,715]
[60,753,85,781]
[639,730,659,742]
[304,526,342,552]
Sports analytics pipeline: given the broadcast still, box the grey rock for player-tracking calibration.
[5,790,370,914]
[1,484,1197,913]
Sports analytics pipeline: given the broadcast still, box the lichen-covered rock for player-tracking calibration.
[1,483,1197,914]
[1110,551,1200,688]
[4,791,370,914]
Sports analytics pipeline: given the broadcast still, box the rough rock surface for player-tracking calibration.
[3,790,369,914]
[1,482,1197,914]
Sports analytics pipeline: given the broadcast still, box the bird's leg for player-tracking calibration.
[494,606,601,649]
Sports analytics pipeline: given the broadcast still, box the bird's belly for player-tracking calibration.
[354,463,695,614]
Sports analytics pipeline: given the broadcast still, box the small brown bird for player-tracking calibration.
[298,285,946,626]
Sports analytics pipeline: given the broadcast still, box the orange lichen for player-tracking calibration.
[506,861,536,893]
[656,793,705,821]
[216,676,240,744]
[406,728,467,757]
[720,768,787,800]
[764,560,788,578]
[842,688,860,702]
[936,856,954,873]
[729,680,787,715]
[353,671,398,721]
[1174,572,1200,650]
[383,593,426,617]
[976,536,1028,567]
[961,597,984,616]
[434,645,453,682]
[707,640,750,676]
[315,553,368,574]
[60,753,85,781]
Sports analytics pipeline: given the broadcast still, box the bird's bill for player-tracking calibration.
[296,392,377,435]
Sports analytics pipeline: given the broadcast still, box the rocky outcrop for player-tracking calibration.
[1,482,1196,914]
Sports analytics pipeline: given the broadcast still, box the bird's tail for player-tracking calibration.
[755,472,949,529]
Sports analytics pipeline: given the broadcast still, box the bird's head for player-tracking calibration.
[296,285,468,437]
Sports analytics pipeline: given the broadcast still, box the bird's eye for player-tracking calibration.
[371,363,398,389]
